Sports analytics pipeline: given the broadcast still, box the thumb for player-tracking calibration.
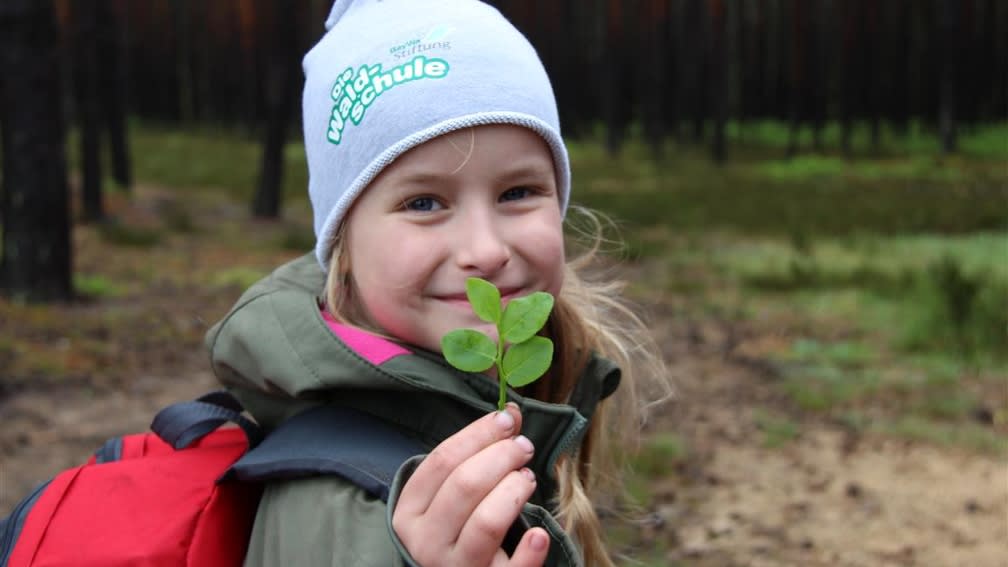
[507,527,549,567]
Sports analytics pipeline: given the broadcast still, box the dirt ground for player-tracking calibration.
[1,191,1005,566]
[639,314,1007,566]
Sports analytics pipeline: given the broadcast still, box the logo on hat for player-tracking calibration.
[389,25,455,60]
[326,55,451,145]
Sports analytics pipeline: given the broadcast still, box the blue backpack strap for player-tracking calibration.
[225,405,426,503]
[151,390,264,450]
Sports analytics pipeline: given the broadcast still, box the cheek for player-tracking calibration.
[525,218,565,292]
[346,236,427,322]
[544,242,566,295]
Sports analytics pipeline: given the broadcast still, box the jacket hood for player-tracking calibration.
[204,253,621,502]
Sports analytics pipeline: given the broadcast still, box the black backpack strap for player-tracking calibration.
[224,405,426,503]
[150,390,264,450]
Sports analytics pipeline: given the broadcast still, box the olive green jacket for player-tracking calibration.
[205,254,620,567]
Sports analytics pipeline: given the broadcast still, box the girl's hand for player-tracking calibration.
[392,403,550,567]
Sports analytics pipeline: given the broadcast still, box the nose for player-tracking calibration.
[454,212,511,276]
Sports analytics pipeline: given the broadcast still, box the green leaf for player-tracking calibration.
[466,277,501,324]
[502,336,554,388]
[441,329,497,373]
[499,292,554,344]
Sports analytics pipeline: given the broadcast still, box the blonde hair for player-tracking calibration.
[324,206,672,566]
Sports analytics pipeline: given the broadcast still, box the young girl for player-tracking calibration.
[206,1,670,565]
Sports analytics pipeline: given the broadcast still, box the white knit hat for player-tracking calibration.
[303,0,571,269]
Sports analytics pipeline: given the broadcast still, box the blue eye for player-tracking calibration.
[405,197,441,211]
[500,187,531,202]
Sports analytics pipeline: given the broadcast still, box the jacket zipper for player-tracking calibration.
[0,479,50,567]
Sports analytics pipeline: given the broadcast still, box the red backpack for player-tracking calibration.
[0,392,424,567]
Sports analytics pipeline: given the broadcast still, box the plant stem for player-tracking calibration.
[496,336,506,410]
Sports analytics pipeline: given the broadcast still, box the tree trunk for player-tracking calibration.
[252,0,299,218]
[810,0,831,152]
[236,0,259,134]
[786,0,804,158]
[173,0,194,123]
[865,0,881,152]
[0,0,74,302]
[98,0,132,190]
[710,0,728,163]
[690,0,708,143]
[839,0,859,157]
[601,0,629,155]
[74,0,104,221]
[938,0,959,155]
[641,0,669,160]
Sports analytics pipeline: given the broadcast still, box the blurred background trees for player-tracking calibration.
[48,0,1008,161]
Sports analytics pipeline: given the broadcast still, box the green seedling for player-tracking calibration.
[441,277,555,411]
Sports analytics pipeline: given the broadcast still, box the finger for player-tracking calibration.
[507,527,550,567]
[396,404,523,517]
[423,434,536,540]
[453,467,537,563]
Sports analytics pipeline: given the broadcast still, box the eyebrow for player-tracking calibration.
[392,171,447,186]
[500,159,555,181]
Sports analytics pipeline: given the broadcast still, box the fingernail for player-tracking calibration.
[514,435,534,453]
[531,530,548,552]
[495,409,515,431]
[520,467,536,482]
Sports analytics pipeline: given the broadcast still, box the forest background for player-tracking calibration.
[1,1,1006,566]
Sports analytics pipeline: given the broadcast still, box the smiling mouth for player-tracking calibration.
[436,286,524,303]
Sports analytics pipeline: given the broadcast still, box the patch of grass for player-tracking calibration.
[72,121,311,202]
[755,154,965,184]
[775,339,883,412]
[913,389,978,420]
[880,416,1007,455]
[884,357,1003,424]
[727,119,1008,160]
[730,232,1006,293]
[648,229,1003,452]
[721,233,1006,362]
[623,468,653,508]
[74,274,125,298]
[897,257,1008,359]
[742,257,913,293]
[615,431,688,508]
[568,127,1007,240]
[783,369,879,412]
[754,410,801,447]
[783,338,879,367]
[957,122,1008,158]
[631,433,688,478]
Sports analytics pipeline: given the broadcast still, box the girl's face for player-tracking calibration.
[343,124,565,354]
